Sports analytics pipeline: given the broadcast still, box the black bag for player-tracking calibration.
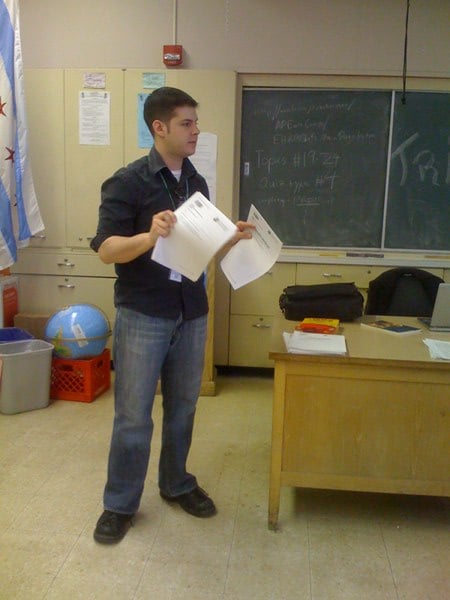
[279,282,364,322]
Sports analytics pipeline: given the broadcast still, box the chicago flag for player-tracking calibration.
[0,0,43,269]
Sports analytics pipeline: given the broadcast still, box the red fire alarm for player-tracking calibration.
[163,45,183,67]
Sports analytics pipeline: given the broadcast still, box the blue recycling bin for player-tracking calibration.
[0,327,34,343]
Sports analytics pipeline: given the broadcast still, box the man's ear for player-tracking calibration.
[152,119,167,137]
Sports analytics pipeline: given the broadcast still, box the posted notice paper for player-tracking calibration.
[151,192,236,282]
[220,204,283,290]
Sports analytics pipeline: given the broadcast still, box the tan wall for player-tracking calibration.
[20,0,450,76]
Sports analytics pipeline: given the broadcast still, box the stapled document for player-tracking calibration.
[220,204,283,290]
[151,192,236,281]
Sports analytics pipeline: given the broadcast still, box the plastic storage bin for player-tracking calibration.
[0,327,34,343]
[0,339,53,414]
[50,348,111,402]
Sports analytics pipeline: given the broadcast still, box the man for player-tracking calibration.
[91,86,252,544]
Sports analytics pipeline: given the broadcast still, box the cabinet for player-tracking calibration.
[24,69,125,250]
[64,70,125,248]
[12,251,116,332]
[229,264,296,367]
[24,70,66,249]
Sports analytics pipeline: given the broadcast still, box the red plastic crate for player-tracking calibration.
[50,348,111,402]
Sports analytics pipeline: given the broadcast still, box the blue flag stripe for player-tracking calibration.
[0,181,16,262]
[0,1,15,93]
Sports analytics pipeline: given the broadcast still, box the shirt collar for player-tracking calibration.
[147,146,197,179]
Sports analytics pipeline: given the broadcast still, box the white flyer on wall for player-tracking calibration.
[190,132,218,205]
[79,91,111,145]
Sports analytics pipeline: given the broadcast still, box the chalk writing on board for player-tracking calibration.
[240,89,450,251]
[240,90,390,248]
[385,92,450,251]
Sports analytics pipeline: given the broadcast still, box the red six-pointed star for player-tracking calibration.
[5,147,15,162]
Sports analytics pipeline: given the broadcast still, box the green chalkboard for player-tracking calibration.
[385,92,450,251]
[239,88,450,251]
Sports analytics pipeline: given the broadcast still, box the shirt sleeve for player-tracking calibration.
[90,173,138,252]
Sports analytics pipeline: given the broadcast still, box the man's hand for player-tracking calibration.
[218,220,256,257]
[230,220,255,245]
[149,210,177,247]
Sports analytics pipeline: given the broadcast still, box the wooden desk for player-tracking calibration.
[268,316,450,529]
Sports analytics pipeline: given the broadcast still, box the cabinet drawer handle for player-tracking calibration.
[57,262,75,267]
[31,234,46,239]
[252,323,271,329]
[322,272,342,278]
[58,284,75,289]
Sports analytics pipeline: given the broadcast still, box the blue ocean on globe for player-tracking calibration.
[45,304,111,359]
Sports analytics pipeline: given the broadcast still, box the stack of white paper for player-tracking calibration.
[423,339,450,360]
[283,331,347,356]
[151,194,283,286]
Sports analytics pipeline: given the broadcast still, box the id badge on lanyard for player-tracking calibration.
[169,269,182,283]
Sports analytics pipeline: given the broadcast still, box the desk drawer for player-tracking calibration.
[16,274,115,322]
[295,264,375,288]
[12,251,115,277]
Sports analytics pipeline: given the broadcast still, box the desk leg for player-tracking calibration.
[268,469,281,530]
[268,361,286,530]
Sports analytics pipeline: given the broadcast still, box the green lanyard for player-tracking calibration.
[159,172,189,210]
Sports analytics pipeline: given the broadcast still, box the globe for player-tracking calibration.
[45,303,111,359]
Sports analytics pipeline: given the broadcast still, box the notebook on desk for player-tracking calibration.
[418,283,450,332]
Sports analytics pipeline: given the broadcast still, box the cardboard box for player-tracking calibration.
[0,275,19,327]
[13,312,51,340]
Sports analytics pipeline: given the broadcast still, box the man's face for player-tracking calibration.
[160,106,200,159]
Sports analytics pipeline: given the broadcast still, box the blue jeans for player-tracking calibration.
[103,306,207,514]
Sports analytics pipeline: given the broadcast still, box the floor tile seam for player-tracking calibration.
[306,519,313,600]
[5,467,62,533]
[379,521,401,600]
[46,428,95,460]
[220,419,254,599]
[40,532,81,599]
[130,506,181,599]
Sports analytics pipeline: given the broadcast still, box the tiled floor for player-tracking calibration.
[0,371,449,600]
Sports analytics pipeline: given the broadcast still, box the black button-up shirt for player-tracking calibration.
[90,147,209,320]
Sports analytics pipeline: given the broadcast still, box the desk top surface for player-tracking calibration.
[270,315,450,367]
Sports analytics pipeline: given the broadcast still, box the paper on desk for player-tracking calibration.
[423,338,450,360]
[151,191,236,282]
[283,330,347,356]
[220,204,283,290]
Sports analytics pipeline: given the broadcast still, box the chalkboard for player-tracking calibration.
[385,92,450,251]
[239,88,450,251]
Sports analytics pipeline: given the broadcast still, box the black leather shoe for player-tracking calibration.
[160,486,217,518]
[93,510,133,544]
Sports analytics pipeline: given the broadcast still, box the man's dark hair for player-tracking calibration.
[144,87,198,136]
